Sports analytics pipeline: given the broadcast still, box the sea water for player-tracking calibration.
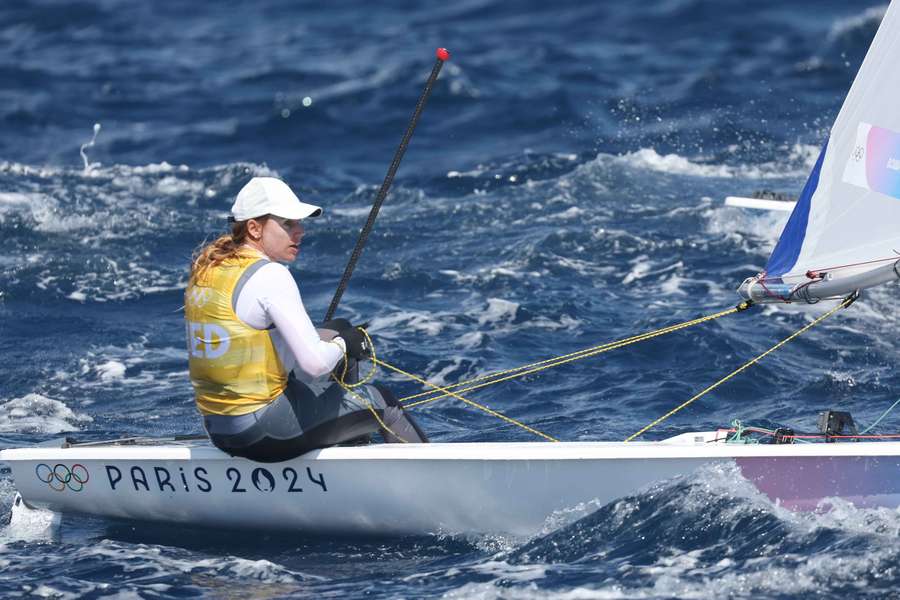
[1,1,898,597]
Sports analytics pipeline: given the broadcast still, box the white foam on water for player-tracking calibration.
[127,161,187,174]
[3,493,61,544]
[679,461,780,515]
[330,206,377,218]
[61,258,187,303]
[531,313,579,331]
[424,357,474,387]
[6,540,325,597]
[607,465,900,599]
[0,190,93,233]
[441,578,625,600]
[28,585,80,600]
[0,394,92,434]
[436,462,900,599]
[96,360,127,381]
[441,264,541,286]
[828,5,887,41]
[213,557,320,583]
[704,202,790,256]
[485,265,542,281]
[606,144,819,180]
[0,161,63,178]
[477,298,519,327]
[446,297,580,336]
[82,541,322,584]
[547,206,585,221]
[0,192,33,209]
[454,331,485,350]
[621,257,683,286]
[535,498,606,538]
[3,159,275,302]
[626,547,898,599]
[368,310,446,337]
[41,342,189,408]
[618,148,736,178]
[659,273,688,296]
[550,255,612,277]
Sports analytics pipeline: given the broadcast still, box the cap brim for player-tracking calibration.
[270,202,323,220]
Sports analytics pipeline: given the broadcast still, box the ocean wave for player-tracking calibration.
[828,5,887,42]
[434,461,900,598]
[0,394,92,434]
[0,159,277,302]
[606,144,819,180]
[50,340,188,402]
[0,539,323,599]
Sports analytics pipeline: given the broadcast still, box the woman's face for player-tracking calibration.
[247,216,304,262]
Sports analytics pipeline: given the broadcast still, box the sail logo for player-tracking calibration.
[844,122,900,200]
[35,463,90,492]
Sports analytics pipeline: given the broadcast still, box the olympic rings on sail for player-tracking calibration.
[35,463,90,492]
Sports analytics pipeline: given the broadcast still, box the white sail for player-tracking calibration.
[739,2,900,303]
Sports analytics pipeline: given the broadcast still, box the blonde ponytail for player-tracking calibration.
[188,220,263,286]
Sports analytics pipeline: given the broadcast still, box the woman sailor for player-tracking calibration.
[185,176,427,462]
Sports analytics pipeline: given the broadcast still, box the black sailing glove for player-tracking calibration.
[337,325,371,361]
[319,318,352,334]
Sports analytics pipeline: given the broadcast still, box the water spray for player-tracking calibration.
[80,123,102,172]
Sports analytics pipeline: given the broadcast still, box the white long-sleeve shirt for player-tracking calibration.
[234,260,345,379]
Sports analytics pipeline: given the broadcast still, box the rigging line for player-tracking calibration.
[374,357,559,442]
[336,379,409,444]
[398,305,747,404]
[724,424,813,444]
[397,319,707,404]
[399,304,747,405]
[401,304,748,409]
[331,331,408,443]
[859,397,900,435]
[758,255,900,283]
[624,294,855,443]
[788,433,900,440]
[756,277,790,302]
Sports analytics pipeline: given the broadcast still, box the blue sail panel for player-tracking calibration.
[764,141,827,277]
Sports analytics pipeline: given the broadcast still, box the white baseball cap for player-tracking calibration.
[230,177,322,221]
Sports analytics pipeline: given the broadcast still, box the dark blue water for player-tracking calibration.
[2,0,899,597]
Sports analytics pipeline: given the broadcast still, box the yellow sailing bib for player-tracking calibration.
[185,252,287,416]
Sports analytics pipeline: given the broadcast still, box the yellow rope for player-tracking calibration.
[334,328,379,389]
[402,304,747,409]
[331,328,556,442]
[329,303,748,444]
[374,357,559,442]
[332,327,407,442]
[337,380,409,443]
[624,297,852,442]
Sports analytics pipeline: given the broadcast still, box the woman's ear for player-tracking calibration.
[246,218,264,240]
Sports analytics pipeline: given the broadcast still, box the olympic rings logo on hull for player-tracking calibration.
[35,463,90,492]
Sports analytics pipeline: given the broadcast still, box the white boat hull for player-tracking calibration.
[724,195,797,212]
[5,434,900,536]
